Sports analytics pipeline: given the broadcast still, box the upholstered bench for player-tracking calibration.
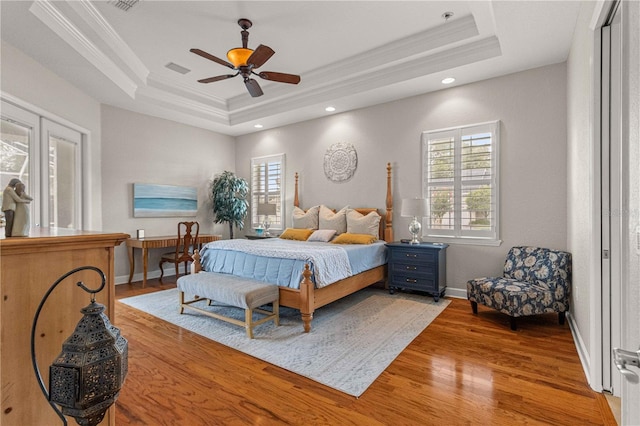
[177,272,279,338]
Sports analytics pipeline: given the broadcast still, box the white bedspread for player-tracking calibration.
[202,239,352,287]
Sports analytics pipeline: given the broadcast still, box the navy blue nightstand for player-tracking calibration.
[385,242,448,301]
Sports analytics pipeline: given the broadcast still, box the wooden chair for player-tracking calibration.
[159,221,200,283]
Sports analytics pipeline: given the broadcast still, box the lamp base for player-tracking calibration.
[408,217,422,245]
[262,220,271,237]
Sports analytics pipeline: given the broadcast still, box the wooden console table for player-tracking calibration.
[126,234,221,287]
[1,228,129,426]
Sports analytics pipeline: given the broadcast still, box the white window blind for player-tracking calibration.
[250,154,285,230]
[422,121,500,244]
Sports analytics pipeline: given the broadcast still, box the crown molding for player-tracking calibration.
[24,3,499,134]
[228,15,480,111]
[29,0,138,98]
[229,36,502,125]
[136,85,229,124]
[66,0,149,84]
[147,72,228,110]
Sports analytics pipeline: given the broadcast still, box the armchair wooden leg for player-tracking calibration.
[559,311,566,325]
[510,316,517,331]
[159,262,165,283]
[470,300,478,314]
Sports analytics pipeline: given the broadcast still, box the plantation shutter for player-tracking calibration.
[250,154,285,230]
[422,121,500,243]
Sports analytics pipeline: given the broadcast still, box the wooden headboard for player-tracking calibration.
[293,163,394,242]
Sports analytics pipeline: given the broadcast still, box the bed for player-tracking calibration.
[192,162,394,332]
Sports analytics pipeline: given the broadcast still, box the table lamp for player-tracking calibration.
[401,198,429,244]
[257,203,277,236]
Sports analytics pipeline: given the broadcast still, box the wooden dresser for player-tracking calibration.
[0,228,129,426]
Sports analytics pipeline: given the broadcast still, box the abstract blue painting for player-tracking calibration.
[133,183,198,217]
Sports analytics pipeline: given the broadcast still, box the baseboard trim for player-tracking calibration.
[567,311,599,391]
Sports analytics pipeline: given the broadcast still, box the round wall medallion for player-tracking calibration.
[324,142,358,182]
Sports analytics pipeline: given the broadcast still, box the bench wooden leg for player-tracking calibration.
[273,300,280,326]
[246,309,254,339]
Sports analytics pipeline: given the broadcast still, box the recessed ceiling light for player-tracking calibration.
[325,106,336,112]
[254,124,263,129]
[442,77,456,84]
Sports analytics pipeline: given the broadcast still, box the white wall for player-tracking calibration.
[566,0,598,389]
[235,63,568,297]
[0,40,103,230]
[100,105,236,282]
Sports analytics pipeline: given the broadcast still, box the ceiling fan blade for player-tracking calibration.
[258,71,301,85]
[247,44,275,68]
[197,74,238,83]
[190,48,235,69]
[244,78,264,97]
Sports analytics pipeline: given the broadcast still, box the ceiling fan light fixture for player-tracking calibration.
[227,48,254,67]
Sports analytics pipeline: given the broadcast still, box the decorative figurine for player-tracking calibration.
[11,181,33,237]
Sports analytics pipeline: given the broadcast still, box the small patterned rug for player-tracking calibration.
[119,287,449,397]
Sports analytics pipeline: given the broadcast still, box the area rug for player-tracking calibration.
[119,287,450,397]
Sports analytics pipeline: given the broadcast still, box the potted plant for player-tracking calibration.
[210,171,248,239]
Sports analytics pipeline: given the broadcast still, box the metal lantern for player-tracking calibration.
[31,266,128,426]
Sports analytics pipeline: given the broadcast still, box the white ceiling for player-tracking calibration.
[0,1,581,136]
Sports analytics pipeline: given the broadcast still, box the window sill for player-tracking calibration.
[422,236,503,247]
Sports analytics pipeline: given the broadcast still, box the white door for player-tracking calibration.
[610,1,640,424]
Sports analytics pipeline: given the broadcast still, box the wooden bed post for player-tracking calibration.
[385,162,394,242]
[299,264,314,332]
[294,172,299,208]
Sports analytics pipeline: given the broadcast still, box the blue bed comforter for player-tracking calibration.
[199,238,387,289]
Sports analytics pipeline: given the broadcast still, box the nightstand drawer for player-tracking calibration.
[390,248,436,264]
[390,272,436,290]
[390,262,434,277]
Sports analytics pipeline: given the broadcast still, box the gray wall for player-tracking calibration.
[100,105,236,282]
[235,63,568,297]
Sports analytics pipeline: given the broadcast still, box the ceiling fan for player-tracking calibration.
[190,18,301,98]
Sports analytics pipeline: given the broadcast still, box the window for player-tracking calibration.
[421,121,500,245]
[1,99,84,230]
[250,154,285,230]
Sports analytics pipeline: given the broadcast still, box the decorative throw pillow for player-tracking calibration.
[346,209,381,238]
[279,228,314,241]
[319,205,348,235]
[331,233,378,245]
[292,205,319,229]
[307,229,337,242]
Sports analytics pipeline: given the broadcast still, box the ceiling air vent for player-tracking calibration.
[109,0,138,12]
[165,62,191,75]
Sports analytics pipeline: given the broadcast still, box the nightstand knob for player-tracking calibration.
[405,266,417,270]
[405,253,418,258]
[405,278,417,283]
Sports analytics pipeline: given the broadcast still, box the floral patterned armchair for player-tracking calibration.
[466,246,572,330]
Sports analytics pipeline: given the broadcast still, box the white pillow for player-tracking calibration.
[319,205,348,235]
[292,205,319,229]
[346,209,381,238]
[307,229,337,242]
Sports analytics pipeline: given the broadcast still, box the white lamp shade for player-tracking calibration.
[401,198,429,217]
[258,203,277,216]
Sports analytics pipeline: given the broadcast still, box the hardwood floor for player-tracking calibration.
[114,279,616,425]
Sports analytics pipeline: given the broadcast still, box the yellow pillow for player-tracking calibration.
[331,233,377,245]
[279,228,314,241]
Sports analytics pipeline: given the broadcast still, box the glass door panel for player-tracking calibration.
[42,118,82,229]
